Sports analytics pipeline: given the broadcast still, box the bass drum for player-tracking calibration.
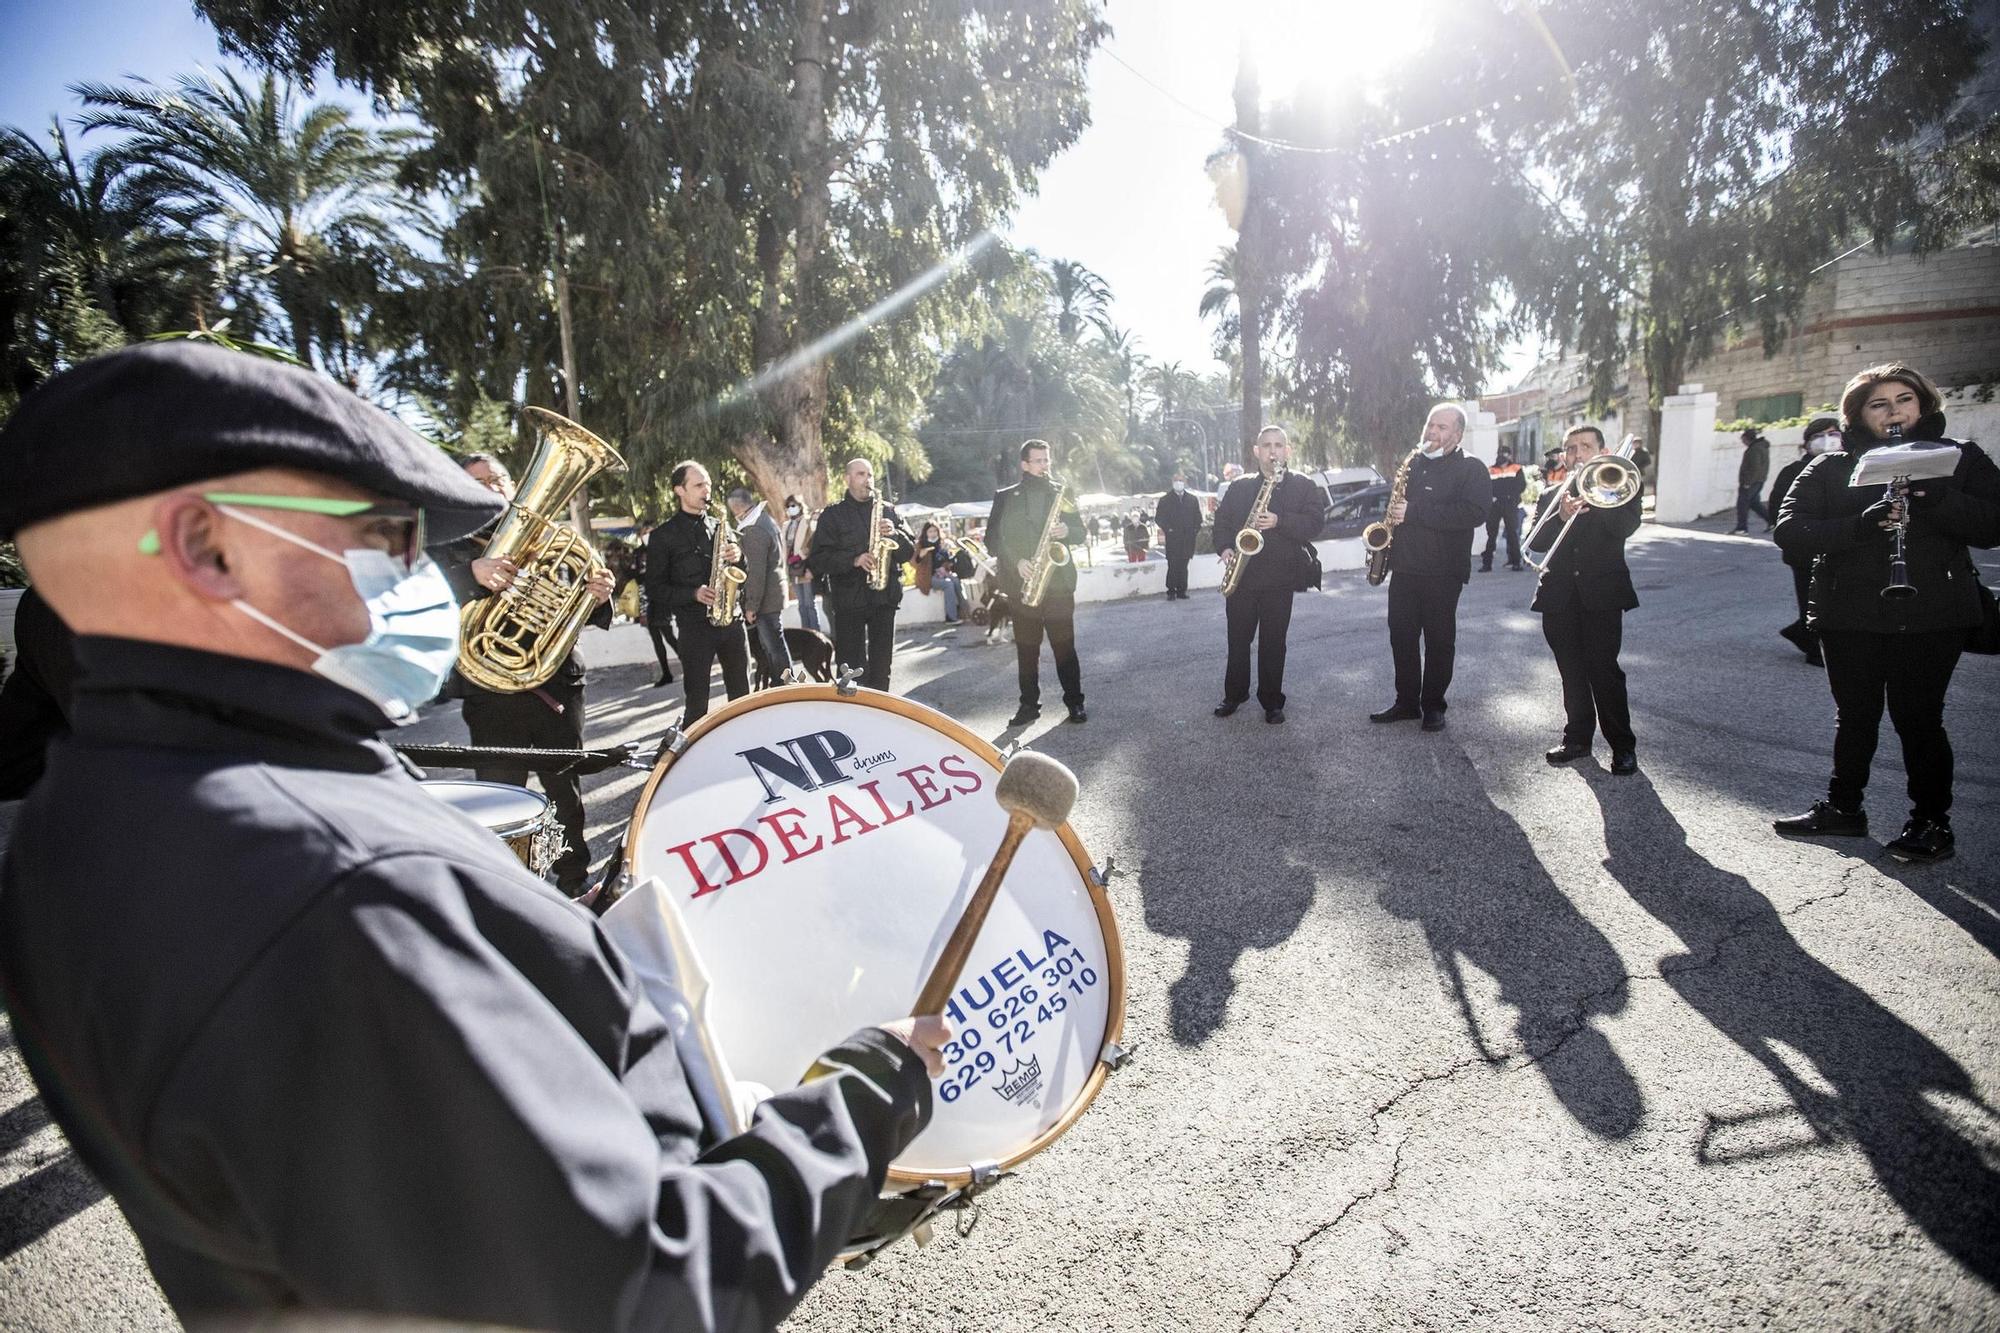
[619,685,1124,1190]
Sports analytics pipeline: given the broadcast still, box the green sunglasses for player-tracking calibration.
[139,493,423,558]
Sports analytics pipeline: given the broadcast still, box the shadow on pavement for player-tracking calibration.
[1588,769,2000,1284]
[0,1096,105,1259]
[1376,754,1645,1141]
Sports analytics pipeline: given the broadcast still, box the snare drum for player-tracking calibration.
[420,779,562,878]
[617,686,1124,1229]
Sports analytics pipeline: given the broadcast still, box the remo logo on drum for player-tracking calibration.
[622,688,1124,1185]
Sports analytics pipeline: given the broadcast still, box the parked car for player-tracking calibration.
[1320,482,1390,540]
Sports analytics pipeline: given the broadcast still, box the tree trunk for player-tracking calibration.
[1232,47,1265,465]
[740,0,836,516]
[551,221,599,545]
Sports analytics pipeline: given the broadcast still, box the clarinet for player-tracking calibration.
[1882,423,1917,602]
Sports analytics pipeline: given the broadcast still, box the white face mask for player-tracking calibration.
[1421,444,1446,459]
[220,506,460,726]
[1172,481,1186,493]
[1807,433,1840,454]
[786,505,801,517]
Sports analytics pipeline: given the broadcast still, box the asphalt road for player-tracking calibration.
[2,517,1996,1331]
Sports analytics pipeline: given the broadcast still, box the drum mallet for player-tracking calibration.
[911,751,1079,1017]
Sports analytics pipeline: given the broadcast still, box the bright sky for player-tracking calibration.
[0,0,1535,391]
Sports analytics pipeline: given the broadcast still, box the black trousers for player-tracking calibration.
[1540,603,1634,750]
[834,604,898,691]
[1013,603,1083,710]
[1223,584,1294,711]
[461,678,589,894]
[1386,572,1464,710]
[1819,628,1963,819]
[1482,506,1522,568]
[1164,549,1193,595]
[675,613,750,724]
[647,617,681,681]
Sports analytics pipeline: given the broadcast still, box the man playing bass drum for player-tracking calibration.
[1212,425,1325,725]
[990,438,1087,726]
[1532,427,1641,776]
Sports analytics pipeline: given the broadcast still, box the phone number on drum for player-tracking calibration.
[937,944,1101,1104]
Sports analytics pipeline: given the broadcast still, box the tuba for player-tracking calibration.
[457,407,626,693]
[1019,477,1074,609]
[707,504,748,626]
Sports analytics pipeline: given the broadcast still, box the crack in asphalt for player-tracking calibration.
[1240,1134,1409,1329]
[1521,870,1865,1075]
[1235,871,1870,1328]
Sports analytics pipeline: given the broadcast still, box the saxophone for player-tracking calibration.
[1362,447,1421,587]
[707,504,747,627]
[1220,466,1282,597]
[457,407,625,693]
[1019,477,1073,609]
[866,486,896,591]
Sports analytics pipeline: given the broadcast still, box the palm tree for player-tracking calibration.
[1094,321,1148,441]
[1048,257,1111,341]
[0,119,211,398]
[1198,244,1239,354]
[76,71,423,369]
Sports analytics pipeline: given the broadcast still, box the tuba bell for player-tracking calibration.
[457,407,627,692]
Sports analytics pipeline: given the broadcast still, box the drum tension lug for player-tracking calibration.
[1100,1039,1134,1071]
[835,667,864,696]
[1089,855,1118,889]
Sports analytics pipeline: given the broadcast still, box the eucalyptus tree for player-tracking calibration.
[76,71,423,374]
[200,0,1108,509]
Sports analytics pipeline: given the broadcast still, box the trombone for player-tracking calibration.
[1522,435,1641,572]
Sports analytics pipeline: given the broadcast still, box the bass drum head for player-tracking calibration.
[623,686,1123,1186]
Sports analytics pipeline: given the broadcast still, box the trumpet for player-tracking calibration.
[1522,435,1641,572]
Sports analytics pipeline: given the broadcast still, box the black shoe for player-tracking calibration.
[1610,749,1638,776]
[1778,622,1815,657]
[1885,817,1954,863]
[1773,801,1868,837]
[1479,561,1493,572]
[654,673,674,688]
[1804,647,1823,668]
[1545,742,1590,765]
[1265,708,1285,724]
[1728,527,1748,535]
[1421,709,1447,732]
[1008,706,1039,726]
[1067,706,1088,724]
[1508,563,1525,572]
[1370,703,1421,723]
[1214,700,1242,717]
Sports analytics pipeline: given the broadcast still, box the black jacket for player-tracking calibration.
[807,494,916,611]
[1154,489,1203,559]
[0,638,932,1331]
[1738,437,1770,490]
[646,508,747,624]
[431,531,608,692]
[1212,470,1324,593]
[1528,483,1642,613]
[0,586,77,798]
[1768,454,1814,570]
[990,475,1083,603]
[1774,412,2000,634]
[1388,450,1492,582]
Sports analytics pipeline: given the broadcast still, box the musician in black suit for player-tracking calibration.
[1154,473,1203,600]
[807,458,915,691]
[990,439,1086,725]
[1531,427,1641,775]
[644,461,748,726]
[1212,426,1325,725]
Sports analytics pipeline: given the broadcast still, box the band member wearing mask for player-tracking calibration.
[645,461,749,725]
[1481,445,1527,572]
[1532,427,1642,775]
[1773,362,2000,863]
[432,451,615,899]
[1155,472,1203,600]
[990,439,1087,725]
[1212,426,1325,725]
[0,341,950,1332]
[1770,417,1842,666]
[1370,404,1493,731]
[808,458,915,691]
[782,493,821,632]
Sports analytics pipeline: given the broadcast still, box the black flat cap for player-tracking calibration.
[0,341,504,541]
